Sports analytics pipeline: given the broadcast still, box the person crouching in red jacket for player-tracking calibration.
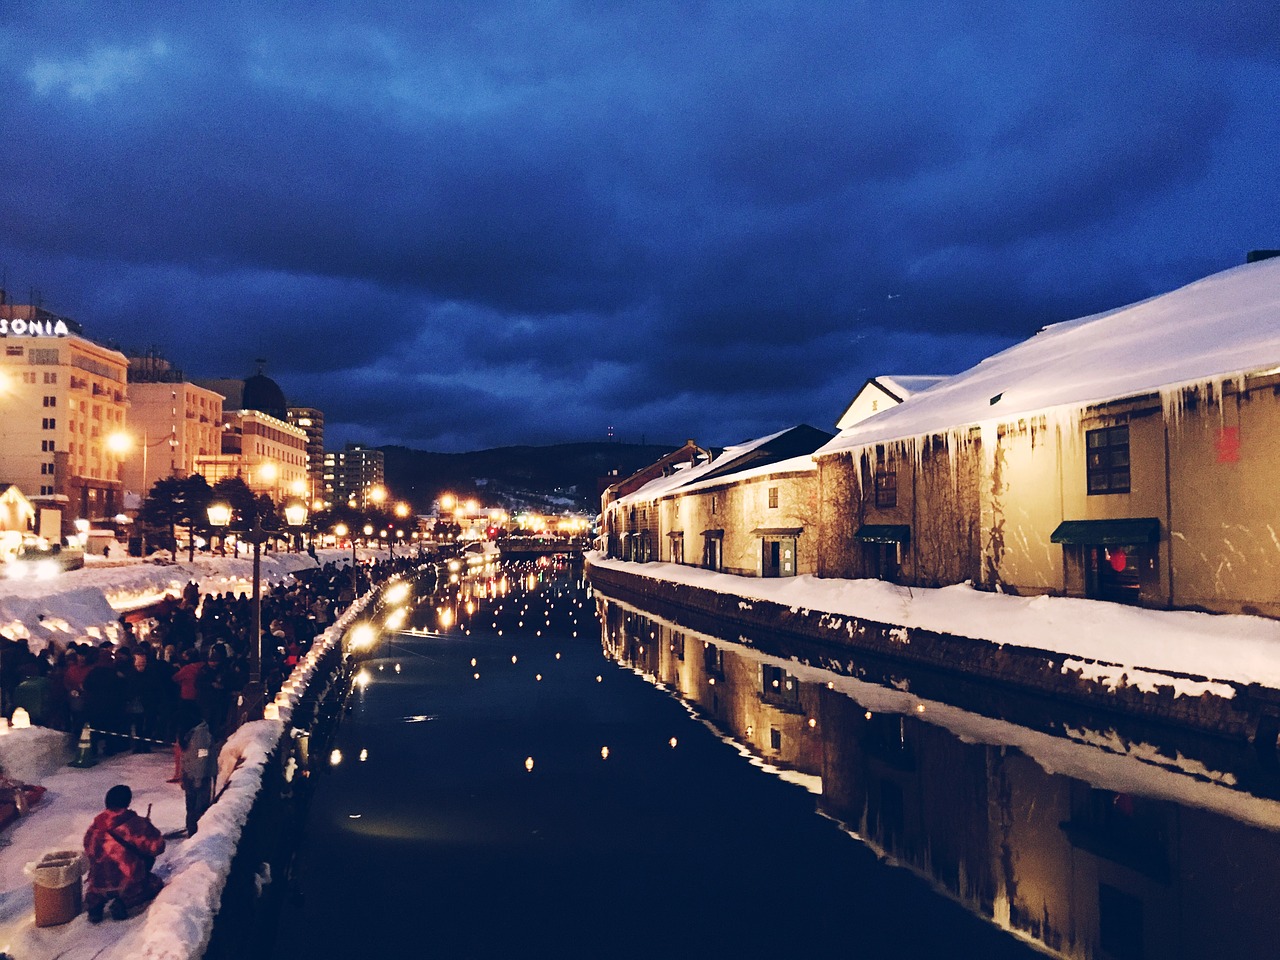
[83,784,166,922]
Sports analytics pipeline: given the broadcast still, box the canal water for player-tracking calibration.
[272,559,1280,959]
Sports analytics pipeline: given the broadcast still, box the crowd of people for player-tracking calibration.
[1,560,372,750]
[0,548,434,925]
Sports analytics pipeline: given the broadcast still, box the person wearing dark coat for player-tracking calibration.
[83,784,166,922]
[178,705,216,836]
[82,647,126,755]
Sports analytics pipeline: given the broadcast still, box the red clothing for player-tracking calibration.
[172,661,205,702]
[83,807,166,910]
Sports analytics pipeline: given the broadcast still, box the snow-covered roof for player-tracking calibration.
[819,257,1280,457]
[835,374,949,430]
[615,427,793,507]
[875,375,948,400]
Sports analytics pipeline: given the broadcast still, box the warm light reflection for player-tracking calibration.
[600,746,610,760]
[355,668,372,688]
[384,582,411,605]
[329,749,343,766]
[349,624,376,651]
[525,756,534,773]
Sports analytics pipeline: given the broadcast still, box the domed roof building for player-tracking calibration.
[242,369,288,421]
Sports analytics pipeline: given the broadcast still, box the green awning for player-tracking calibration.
[1050,518,1160,545]
[852,524,911,544]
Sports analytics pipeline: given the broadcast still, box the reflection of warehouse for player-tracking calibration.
[602,598,1280,959]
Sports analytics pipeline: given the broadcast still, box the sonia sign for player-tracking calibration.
[0,318,71,337]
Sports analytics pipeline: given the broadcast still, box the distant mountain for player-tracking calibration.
[380,441,679,514]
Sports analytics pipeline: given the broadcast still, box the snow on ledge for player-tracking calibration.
[586,552,1280,695]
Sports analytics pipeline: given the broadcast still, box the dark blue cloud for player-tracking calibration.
[0,1,1274,451]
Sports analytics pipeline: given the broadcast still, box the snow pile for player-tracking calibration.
[588,552,1280,694]
[0,550,362,654]
[0,726,71,783]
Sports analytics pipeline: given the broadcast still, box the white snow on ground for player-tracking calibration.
[0,549,376,653]
[588,553,1280,695]
[0,551,385,960]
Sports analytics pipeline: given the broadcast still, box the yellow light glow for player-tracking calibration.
[916,704,926,714]
[440,493,456,511]
[290,479,307,496]
[807,718,817,728]
[259,462,279,482]
[355,668,372,688]
[329,749,343,766]
[600,746,609,760]
[864,711,873,721]
[525,756,534,772]
[668,737,677,748]
[334,522,349,538]
[106,431,132,455]
[359,748,369,762]
[384,582,410,605]
[394,502,410,518]
[349,624,376,651]
[386,608,407,630]
[437,607,454,628]
[369,485,387,504]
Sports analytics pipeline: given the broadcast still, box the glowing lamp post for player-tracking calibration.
[284,500,308,554]
[207,502,231,556]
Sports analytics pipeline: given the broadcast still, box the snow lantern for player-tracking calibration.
[11,707,31,729]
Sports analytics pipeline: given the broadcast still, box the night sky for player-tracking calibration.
[1,2,1276,452]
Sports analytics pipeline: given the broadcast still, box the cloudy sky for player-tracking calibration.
[1,2,1276,452]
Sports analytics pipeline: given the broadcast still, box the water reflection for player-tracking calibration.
[598,592,1280,960]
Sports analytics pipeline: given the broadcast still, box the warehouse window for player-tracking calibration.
[1087,425,1130,494]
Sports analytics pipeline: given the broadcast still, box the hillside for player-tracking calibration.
[381,441,679,514]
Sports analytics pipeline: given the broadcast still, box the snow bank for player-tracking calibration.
[0,550,364,654]
[587,552,1280,693]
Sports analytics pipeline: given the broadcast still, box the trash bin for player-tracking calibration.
[30,850,85,926]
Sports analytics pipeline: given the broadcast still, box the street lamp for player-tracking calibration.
[284,500,307,554]
[207,502,231,556]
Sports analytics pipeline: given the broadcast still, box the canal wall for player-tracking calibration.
[585,558,1280,744]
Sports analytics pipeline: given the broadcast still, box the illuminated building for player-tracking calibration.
[0,297,129,521]
[122,352,224,498]
[322,443,384,508]
[287,406,325,504]
[193,366,307,501]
